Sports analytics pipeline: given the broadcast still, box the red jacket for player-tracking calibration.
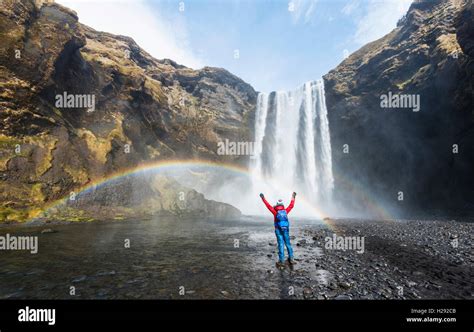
[261,196,295,223]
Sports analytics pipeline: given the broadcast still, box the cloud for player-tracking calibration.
[341,0,360,16]
[353,0,412,45]
[289,0,318,24]
[57,0,204,69]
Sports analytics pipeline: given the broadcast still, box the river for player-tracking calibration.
[0,216,326,299]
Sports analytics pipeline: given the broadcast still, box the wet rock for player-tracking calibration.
[303,287,313,297]
[2,292,23,299]
[339,282,351,289]
[72,275,87,283]
[406,281,417,288]
[334,295,352,300]
[326,291,338,298]
[41,228,57,234]
[126,279,141,284]
[429,282,442,290]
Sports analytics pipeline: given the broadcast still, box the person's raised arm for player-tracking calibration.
[260,193,276,215]
[286,192,296,213]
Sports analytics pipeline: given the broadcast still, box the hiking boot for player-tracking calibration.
[276,261,285,269]
[288,258,297,265]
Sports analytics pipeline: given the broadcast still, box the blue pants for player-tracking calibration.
[275,227,294,263]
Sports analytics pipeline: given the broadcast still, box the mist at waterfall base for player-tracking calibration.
[171,79,402,220]
[170,80,345,219]
[165,79,394,219]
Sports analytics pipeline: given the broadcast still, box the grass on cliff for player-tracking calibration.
[0,135,21,170]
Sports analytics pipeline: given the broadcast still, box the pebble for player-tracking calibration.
[339,282,351,289]
[406,281,417,287]
[303,287,312,296]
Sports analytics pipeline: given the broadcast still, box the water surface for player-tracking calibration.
[0,216,325,299]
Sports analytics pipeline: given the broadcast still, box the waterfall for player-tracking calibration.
[251,79,334,208]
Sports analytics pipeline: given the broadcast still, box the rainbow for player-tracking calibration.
[32,159,393,223]
[331,170,393,221]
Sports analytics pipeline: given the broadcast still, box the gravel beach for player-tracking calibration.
[276,218,473,299]
[0,217,471,299]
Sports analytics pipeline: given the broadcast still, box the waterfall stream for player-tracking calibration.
[251,79,334,208]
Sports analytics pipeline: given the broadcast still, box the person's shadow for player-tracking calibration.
[276,261,296,299]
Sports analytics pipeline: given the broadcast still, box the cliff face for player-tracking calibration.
[41,175,241,222]
[324,0,474,217]
[0,0,256,221]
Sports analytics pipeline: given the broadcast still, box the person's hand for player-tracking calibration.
[292,192,297,198]
[259,193,264,198]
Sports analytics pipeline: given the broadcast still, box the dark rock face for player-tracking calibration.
[324,0,474,217]
[43,175,241,221]
[0,0,255,221]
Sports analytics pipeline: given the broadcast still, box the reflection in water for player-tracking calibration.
[0,217,327,299]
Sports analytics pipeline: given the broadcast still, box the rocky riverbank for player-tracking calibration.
[0,217,470,299]
[273,218,473,300]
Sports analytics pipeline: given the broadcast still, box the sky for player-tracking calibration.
[58,0,412,92]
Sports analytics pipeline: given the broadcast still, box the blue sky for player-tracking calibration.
[59,0,412,92]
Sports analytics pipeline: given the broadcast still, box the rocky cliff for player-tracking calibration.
[324,0,473,217]
[0,0,255,221]
[40,174,241,222]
